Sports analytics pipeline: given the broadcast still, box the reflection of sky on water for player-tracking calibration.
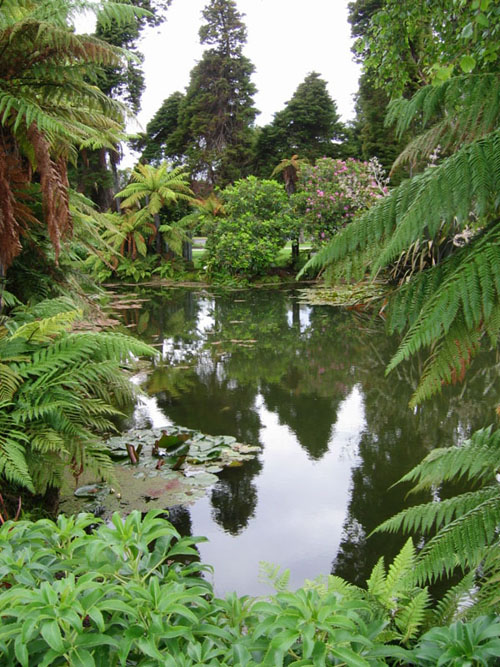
[122,288,500,596]
[189,386,365,596]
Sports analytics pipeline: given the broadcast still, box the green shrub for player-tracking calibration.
[206,177,294,278]
[4,510,497,665]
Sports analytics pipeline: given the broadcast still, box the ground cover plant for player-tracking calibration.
[2,509,499,666]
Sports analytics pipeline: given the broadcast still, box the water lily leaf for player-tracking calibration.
[155,433,190,451]
[74,484,108,498]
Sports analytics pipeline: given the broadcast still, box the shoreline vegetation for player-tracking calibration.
[2,0,500,662]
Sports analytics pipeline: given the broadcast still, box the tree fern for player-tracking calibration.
[300,70,500,404]
[375,428,500,614]
[0,299,155,495]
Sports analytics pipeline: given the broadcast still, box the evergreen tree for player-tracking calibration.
[170,0,258,187]
[348,0,405,174]
[254,73,344,175]
[141,92,185,165]
[75,0,172,211]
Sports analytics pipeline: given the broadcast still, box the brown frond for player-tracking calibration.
[27,123,71,262]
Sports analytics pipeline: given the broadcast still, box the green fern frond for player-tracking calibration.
[11,310,80,342]
[0,363,22,402]
[398,427,500,492]
[385,537,417,596]
[387,73,500,148]
[258,561,291,593]
[395,588,431,643]
[303,574,362,599]
[366,557,387,598]
[375,487,498,536]
[432,572,476,625]
[414,494,500,583]
[0,414,33,492]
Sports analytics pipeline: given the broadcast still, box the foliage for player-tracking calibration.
[298,157,388,248]
[253,73,344,174]
[300,68,500,405]
[0,299,155,496]
[0,0,141,273]
[117,161,194,256]
[139,91,185,164]
[206,177,293,278]
[350,0,500,98]
[3,509,496,666]
[164,0,257,186]
[404,615,500,666]
[375,426,500,617]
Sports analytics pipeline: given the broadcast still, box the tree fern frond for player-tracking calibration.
[385,537,417,596]
[11,310,80,342]
[432,572,476,625]
[0,415,33,492]
[376,131,500,268]
[0,363,22,402]
[398,427,500,491]
[414,494,500,583]
[395,588,431,643]
[366,556,387,598]
[387,74,500,148]
[301,128,500,281]
[375,487,498,536]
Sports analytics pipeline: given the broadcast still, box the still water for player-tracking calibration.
[119,287,500,596]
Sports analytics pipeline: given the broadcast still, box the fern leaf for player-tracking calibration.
[395,588,431,643]
[432,572,476,625]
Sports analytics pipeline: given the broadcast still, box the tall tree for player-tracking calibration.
[347,0,405,173]
[0,0,133,277]
[254,73,344,175]
[140,91,185,165]
[76,0,173,210]
[169,0,257,187]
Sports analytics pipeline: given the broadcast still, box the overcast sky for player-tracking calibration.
[134,0,361,132]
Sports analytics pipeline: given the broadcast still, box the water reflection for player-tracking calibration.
[122,287,500,595]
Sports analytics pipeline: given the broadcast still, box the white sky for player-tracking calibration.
[134,0,361,131]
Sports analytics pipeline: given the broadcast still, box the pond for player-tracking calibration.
[77,287,500,596]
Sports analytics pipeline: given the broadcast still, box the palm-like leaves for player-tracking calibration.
[0,300,155,494]
[117,163,194,213]
[0,0,144,270]
[301,72,500,405]
[117,162,194,254]
[375,427,500,616]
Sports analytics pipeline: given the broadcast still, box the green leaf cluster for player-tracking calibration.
[206,177,293,278]
[0,298,155,495]
[2,509,496,665]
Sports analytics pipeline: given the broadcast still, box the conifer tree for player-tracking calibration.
[169,0,257,187]
[254,73,344,175]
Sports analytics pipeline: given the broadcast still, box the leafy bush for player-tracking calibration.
[299,158,388,247]
[1,510,498,666]
[0,299,154,498]
[206,177,293,278]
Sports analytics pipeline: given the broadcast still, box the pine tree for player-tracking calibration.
[171,0,257,187]
[254,73,344,175]
[141,92,185,164]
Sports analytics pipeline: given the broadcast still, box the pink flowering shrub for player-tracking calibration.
[299,157,388,247]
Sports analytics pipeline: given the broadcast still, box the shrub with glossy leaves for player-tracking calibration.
[206,176,294,278]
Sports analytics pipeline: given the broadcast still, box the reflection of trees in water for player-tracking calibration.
[332,344,500,587]
[164,504,193,538]
[210,457,261,535]
[120,288,500,577]
[262,384,341,460]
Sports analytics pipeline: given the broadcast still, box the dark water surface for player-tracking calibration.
[120,287,500,596]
